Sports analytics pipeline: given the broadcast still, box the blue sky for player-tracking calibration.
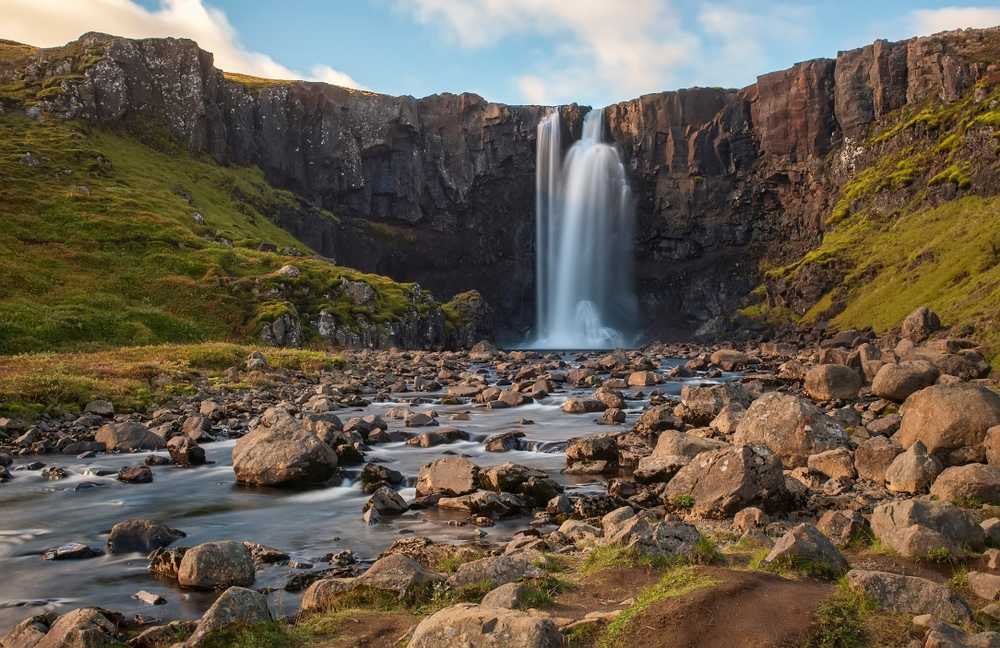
[5,0,1000,107]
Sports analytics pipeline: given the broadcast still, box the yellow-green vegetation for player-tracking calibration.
[760,81,1000,364]
[579,543,676,576]
[0,38,106,109]
[222,72,298,94]
[598,566,722,648]
[0,343,343,416]
[0,113,439,354]
[809,578,914,648]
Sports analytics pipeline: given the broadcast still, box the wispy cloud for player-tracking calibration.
[2,0,366,89]
[910,6,1000,37]
[395,0,813,105]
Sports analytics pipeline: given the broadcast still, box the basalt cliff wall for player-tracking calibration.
[7,28,1000,340]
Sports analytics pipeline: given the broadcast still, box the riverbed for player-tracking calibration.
[0,357,733,634]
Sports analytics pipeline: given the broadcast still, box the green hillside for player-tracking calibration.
[0,114,435,354]
[759,81,1000,363]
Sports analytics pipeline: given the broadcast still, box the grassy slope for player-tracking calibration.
[760,80,1000,362]
[0,114,433,354]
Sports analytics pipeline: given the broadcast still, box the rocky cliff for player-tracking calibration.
[2,28,999,342]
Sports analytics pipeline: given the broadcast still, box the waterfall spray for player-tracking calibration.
[533,109,637,349]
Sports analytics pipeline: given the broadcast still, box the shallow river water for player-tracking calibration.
[0,358,734,634]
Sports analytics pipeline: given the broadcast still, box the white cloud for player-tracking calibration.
[1,0,366,89]
[910,6,1000,37]
[395,0,811,105]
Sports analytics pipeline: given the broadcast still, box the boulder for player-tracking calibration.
[84,400,115,417]
[885,440,943,495]
[923,622,1000,648]
[804,365,863,401]
[969,572,1000,601]
[357,554,444,593]
[364,486,409,516]
[709,403,747,435]
[633,405,681,433]
[107,519,185,554]
[733,507,768,532]
[807,448,857,479]
[481,582,529,609]
[661,443,789,518]
[871,500,985,555]
[118,466,153,483]
[674,382,750,426]
[599,515,702,559]
[184,586,271,647]
[710,349,749,371]
[232,408,338,486]
[846,570,971,624]
[415,457,479,497]
[855,436,903,485]
[733,392,850,468]
[408,604,566,648]
[817,509,867,547]
[32,608,118,648]
[901,307,941,342]
[871,361,940,402]
[446,555,546,590]
[562,398,606,413]
[300,578,359,613]
[177,541,255,589]
[95,422,164,452]
[759,523,849,573]
[894,383,1000,466]
[930,464,1000,504]
[986,427,1000,467]
[565,433,619,467]
[167,436,206,466]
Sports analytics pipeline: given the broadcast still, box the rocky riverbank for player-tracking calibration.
[2,307,1000,647]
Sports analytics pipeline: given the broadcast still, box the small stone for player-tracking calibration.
[133,591,166,605]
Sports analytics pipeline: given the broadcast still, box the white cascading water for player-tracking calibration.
[533,108,637,349]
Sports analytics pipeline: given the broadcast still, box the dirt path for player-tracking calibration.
[625,568,834,648]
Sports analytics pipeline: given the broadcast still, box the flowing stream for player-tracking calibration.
[0,358,731,634]
[533,109,637,349]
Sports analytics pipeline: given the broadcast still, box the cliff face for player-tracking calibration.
[5,28,999,340]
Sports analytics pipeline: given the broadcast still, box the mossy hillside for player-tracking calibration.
[0,114,436,353]
[759,80,1000,362]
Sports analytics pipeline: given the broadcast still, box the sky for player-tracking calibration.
[3,0,1000,107]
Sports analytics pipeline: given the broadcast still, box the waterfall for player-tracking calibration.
[533,109,637,349]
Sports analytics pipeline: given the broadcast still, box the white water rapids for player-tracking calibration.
[533,109,637,350]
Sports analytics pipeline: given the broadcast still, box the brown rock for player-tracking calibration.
[894,384,1000,466]
[415,457,479,497]
[733,392,850,468]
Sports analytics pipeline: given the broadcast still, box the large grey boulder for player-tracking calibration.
[885,441,943,495]
[356,554,445,593]
[871,499,985,556]
[759,523,849,573]
[894,383,1000,466]
[674,382,750,426]
[177,541,255,589]
[408,604,567,648]
[32,608,118,648]
[733,392,850,468]
[871,361,940,402]
[107,519,185,554]
[930,464,1000,504]
[855,436,903,485]
[95,422,164,452]
[661,443,789,518]
[804,365,863,401]
[415,457,479,497]
[232,408,337,486]
[446,555,546,590]
[901,306,941,342]
[481,582,529,609]
[846,570,971,624]
[634,430,729,484]
[923,623,1000,648]
[183,587,271,647]
[300,578,358,613]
